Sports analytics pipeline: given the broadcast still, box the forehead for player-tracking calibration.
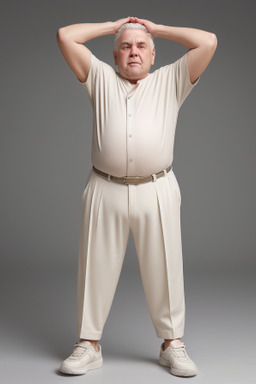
[119,29,149,44]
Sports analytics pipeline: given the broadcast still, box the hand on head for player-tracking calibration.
[113,16,157,37]
[113,17,135,34]
[132,17,157,37]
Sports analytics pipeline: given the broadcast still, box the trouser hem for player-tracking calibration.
[156,328,184,339]
[78,330,102,341]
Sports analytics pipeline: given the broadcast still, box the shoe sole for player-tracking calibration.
[60,357,103,375]
[159,357,197,377]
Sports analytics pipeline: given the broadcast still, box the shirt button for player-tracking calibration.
[128,113,132,117]
[129,134,132,138]
[129,159,133,162]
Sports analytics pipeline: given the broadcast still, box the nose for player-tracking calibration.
[130,45,138,56]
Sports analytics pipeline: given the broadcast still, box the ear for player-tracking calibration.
[151,48,156,65]
[113,50,118,66]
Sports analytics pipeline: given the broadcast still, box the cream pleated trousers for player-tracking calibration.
[77,167,185,340]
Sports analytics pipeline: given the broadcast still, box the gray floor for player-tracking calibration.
[1,252,255,384]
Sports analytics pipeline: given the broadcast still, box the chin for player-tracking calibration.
[127,69,144,77]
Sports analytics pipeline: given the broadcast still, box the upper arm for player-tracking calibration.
[186,33,217,84]
[56,28,91,83]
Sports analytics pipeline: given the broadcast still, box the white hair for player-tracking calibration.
[114,23,155,51]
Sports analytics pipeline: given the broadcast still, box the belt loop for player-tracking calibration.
[163,169,167,177]
[107,174,111,182]
[152,173,157,182]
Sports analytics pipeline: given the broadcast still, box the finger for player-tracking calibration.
[120,17,131,26]
[135,17,145,26]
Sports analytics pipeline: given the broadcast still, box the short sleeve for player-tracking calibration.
[173,53,200,108]
[79,53,101,103]
[79,52,116,105]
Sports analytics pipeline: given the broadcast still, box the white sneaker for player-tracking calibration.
[59,340,103,375]
[159,342,198,377]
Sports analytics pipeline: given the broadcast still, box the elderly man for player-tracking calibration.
[56,16,217,377]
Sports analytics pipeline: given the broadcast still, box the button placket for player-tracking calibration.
[126,94,136,176]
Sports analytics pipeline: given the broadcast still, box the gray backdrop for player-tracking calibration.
[1,1,255,383]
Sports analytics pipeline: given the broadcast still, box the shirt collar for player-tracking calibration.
[116,72,150,85]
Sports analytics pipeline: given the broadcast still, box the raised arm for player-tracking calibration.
[56,17,133,83]
[134,17,217,84]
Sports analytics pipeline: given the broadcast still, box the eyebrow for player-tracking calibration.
[120,41,147,46]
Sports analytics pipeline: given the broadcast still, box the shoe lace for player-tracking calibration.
[71,343,90,358]
[172,344,190,360]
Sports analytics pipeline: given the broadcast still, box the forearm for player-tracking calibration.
[57,21,115,44]
[155,25,216,49]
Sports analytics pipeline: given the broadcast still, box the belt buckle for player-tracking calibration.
[123,176,140,185]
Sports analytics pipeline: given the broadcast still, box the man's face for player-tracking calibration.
[113,29,155,83]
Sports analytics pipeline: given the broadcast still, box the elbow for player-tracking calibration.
[56,27,67,43]
[207,32,218,52]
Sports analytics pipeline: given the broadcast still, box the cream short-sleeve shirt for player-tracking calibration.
[81,52,199,177]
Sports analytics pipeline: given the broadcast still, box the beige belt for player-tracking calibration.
[92,164,172,185]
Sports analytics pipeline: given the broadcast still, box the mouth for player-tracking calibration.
[128,62,141,66]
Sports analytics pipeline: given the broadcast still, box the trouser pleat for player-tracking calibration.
[130,171,185,339]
